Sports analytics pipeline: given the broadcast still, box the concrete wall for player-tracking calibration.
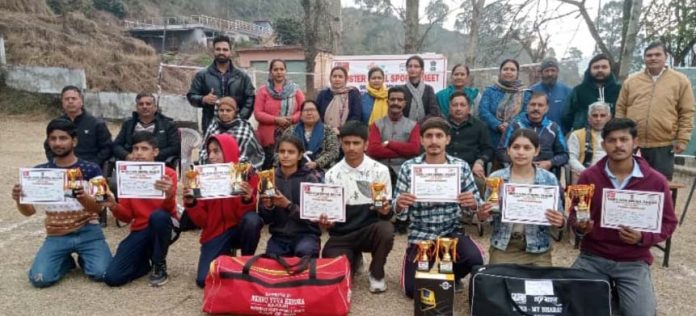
[3,65,87,94]
[84,92,200,125]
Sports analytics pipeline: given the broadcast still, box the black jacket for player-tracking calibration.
[44,111,112,166]
[112,112,180,162]
[186,62,256,131]
[446,116,493,166]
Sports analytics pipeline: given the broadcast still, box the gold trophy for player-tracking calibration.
[185,165,202,198]
[415,240,433,272]
[65,167,83,197]
[566,184,595,222]
[230,162,251,195]
[89,176,110,203]
[436,237,458,274]
[371,182,386,208]
[258,168,276,197]
[485,177,503,213]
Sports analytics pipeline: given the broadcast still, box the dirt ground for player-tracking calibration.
[1,114,694,315]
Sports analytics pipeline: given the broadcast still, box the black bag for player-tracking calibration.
[469,264,612,316]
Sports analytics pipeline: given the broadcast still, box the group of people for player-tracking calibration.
[10,34,694,315]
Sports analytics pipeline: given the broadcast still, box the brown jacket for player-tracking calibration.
[616,68,695,148]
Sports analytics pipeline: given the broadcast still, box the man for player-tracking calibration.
[187,35,256,131]
[367,86,421,181]
[103,131,178,287]
[445,91,493,180]
[571,118,677,316]
[401,55,441,123]
[499,92,568,171]
[616,42,695,180]
[563,54,621,132]
[567,102,612,181]
[12,119,112,288]
[530,57,572,132]
[321,120,394,294]
[394,117,484,298]
[112,93,180,164]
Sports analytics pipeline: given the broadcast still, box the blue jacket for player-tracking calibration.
[360,93,375,123]
[498,114,568,167]
[530,81,572,133]
[488,167,563,253]
[478,85,532,148]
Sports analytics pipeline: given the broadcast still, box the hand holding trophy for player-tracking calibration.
[566,184,595,222]
[485,177,503,214]
[230,162,251,195]
[89,176,110,203]
[185,165,202,198]
[65,167,83,198]
[258,168,276,197]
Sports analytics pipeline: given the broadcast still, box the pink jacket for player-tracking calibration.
[253,85,305,147]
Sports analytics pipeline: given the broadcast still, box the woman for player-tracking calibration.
[280,100,340,171]
[254,59,305,169]
[476,128,564,266]
[478,59,532,151]
[403,55,440,122]
[259,135,323,258]
[316,66,362,133]
[199,97,264,169]
[436,64,481,117]
[361,67,389,125]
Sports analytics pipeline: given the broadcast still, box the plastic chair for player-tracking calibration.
[179,127,202,172]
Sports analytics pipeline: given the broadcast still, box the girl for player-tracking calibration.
[361,67,389,125]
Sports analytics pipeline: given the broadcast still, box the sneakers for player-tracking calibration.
[149,261,168,287]
[368,273,387,293]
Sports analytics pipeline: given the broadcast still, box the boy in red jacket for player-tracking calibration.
[103,131,178,287]
[183,134,263,288]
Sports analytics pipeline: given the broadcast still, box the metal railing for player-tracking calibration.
[123,15,272,38]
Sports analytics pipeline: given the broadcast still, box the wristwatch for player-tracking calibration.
[383,140,390,146]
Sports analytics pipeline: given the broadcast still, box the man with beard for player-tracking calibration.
[615,42,695,180]
[187,35,256,131]
[562,54,621,132]
[12,119,112,288]
[367,86,421,181]
[570,118,677,316]
[499,92,568,171]
[530,57,572,132]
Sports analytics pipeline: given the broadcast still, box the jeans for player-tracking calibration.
[265,234,320,258]
[196,211,263,288]
[28,224,112,288]
[104,210,173,286]
[572,252,656,316]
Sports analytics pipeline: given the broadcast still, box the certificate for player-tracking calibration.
[502,183,559,226]
[601,189,664,233]
[19,168,66,204]
[116,161,165,199]
[195,163,233,199]
[410,164,460,202]
[300,183,346,223]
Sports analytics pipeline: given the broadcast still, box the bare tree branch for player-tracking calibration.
[558,0,616,63]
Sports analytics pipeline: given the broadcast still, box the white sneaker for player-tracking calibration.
[368,273,387,293]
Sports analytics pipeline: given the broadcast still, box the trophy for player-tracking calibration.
[371,182,386,208]
[230,162,251,195]
[566,184,595,222]
[258,168,276,197]
[185,165,202,198]
[89,176,109,203]
[436,237,458,274]
[415,240,433,272]
[64,167,83,198]
[485,177,503,213]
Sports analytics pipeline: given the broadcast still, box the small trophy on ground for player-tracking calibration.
[371,182,386,208]
[415,240,433,272]
[89,176,110,203]
[65,167,83,198]
[485,177,503,213]
[567,184,595,222]
[185,165,202,198]
[258,168,276,197]
[436,237,458,274]
[230,162,251,195]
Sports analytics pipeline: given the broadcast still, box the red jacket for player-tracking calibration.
[572,156,677,265]
[185,134,259,244]
[253,85,305,147]
[366,120,421,159]
[111,167,178,232]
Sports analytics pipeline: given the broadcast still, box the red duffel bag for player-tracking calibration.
[203,254,352,315]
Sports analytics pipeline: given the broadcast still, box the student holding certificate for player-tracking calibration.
[183,134,263,288]
[259,135,323,258]
[103,132,178,287]
[476,128,565,266]
[570,118,677,316]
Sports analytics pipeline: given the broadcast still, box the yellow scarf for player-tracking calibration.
[367,85,389,125]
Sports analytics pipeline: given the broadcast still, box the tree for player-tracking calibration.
[563,47,584,60]
[301,0,339,96]
[273,17,304,45]
[643,0,696,67]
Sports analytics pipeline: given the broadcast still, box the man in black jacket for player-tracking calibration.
[112,93,180,164]
[186,35,255,131]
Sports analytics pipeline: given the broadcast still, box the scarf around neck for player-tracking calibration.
[324,87,352,129]
[294,122,325,158]
[494,79,525,124]
[406,80,426,122]
[366,84,388,125]
[267,79,298,117]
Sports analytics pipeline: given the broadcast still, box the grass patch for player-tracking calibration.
[0,83,62,116]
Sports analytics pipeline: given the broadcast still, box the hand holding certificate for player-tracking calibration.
[116,161,165,199]
[502,183,559,226]
[411,164,460,203]
[601,189,664,233]
[19,168,66,204]
[193,163,235,199]
[300,183,346,223]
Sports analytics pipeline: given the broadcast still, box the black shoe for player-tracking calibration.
[394,219,408,235]
[454,279,465,293]
[99,208,107,227]
[149,261,168,287]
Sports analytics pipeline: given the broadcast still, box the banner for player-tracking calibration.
[331,54,448,93]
